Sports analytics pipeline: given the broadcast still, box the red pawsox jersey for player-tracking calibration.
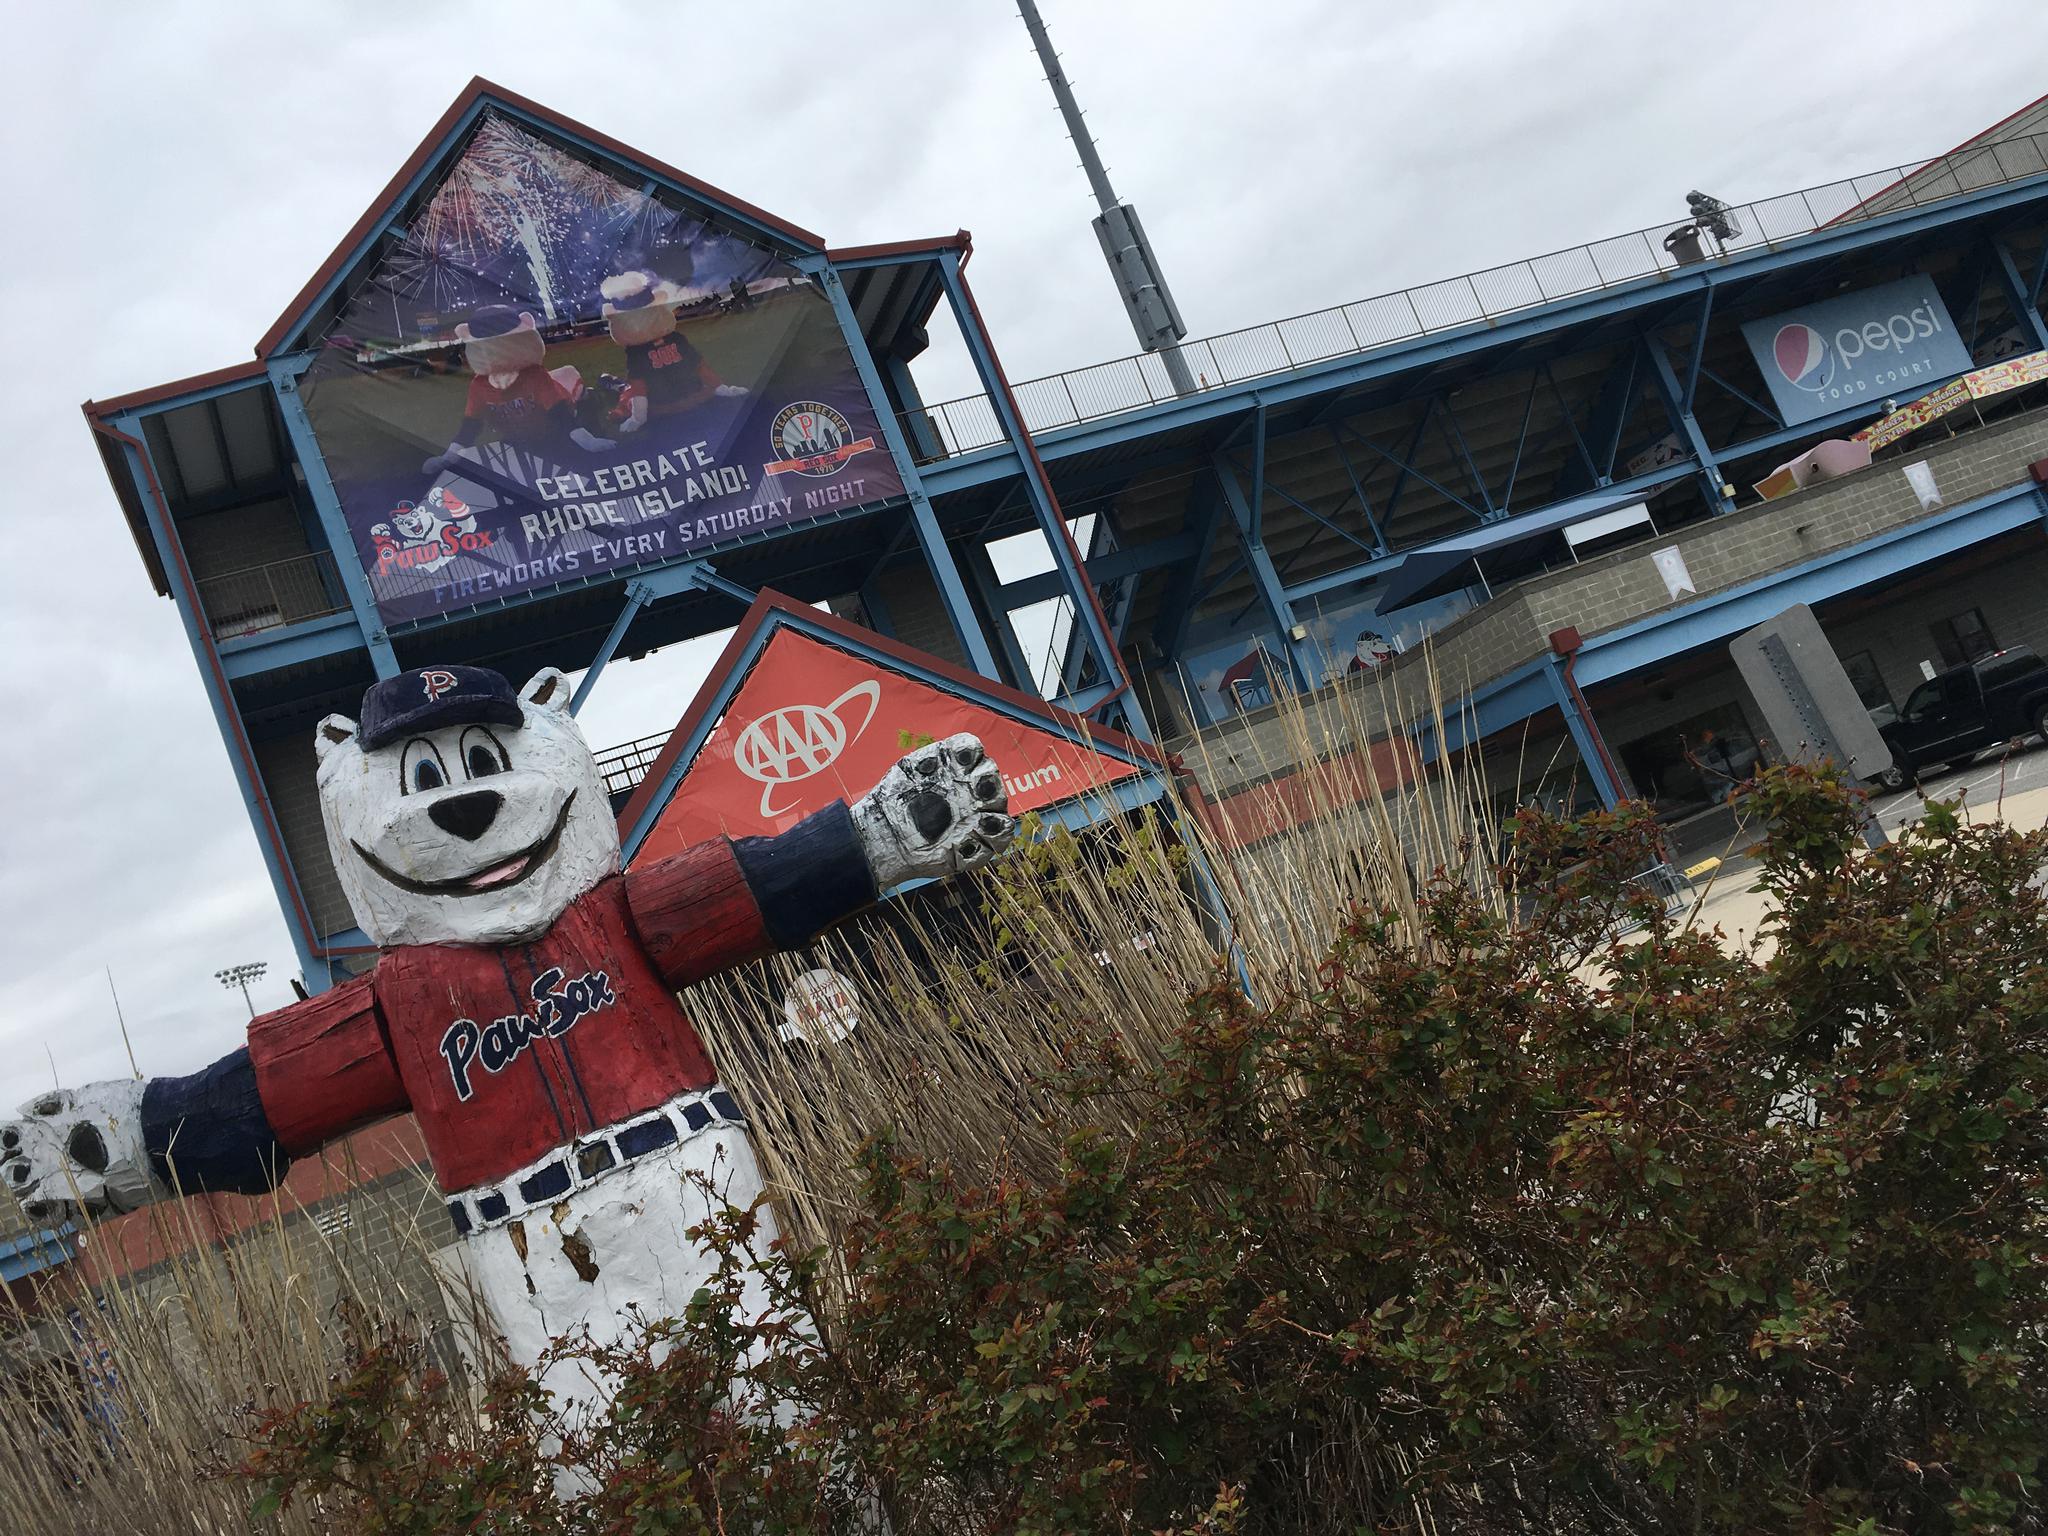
[245,831,851,1193]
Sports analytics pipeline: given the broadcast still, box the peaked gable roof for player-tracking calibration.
[256,76,828,361]
[615,590,1164,849]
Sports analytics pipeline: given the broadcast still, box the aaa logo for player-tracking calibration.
[732,680,882,817]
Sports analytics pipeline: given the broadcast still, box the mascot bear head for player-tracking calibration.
[455,306,548,389]
[600,271,685,350]
[314,666,619,949]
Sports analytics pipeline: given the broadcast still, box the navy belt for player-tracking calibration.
[446,1088,746,1235]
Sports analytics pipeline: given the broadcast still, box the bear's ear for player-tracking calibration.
[314,714,359,764]
[520,668,570,714]
[515,312,539,333]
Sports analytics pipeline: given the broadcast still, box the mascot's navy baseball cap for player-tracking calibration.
[360,666,524,750]
[462,304,529,339]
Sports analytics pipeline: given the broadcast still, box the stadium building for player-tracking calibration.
[80,78,2048,991]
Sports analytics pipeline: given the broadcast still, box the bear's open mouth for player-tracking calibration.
[353,792,577,898]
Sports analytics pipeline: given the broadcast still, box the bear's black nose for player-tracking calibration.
[429,789,502,842]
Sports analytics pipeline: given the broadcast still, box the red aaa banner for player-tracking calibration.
[638,629,1144,860]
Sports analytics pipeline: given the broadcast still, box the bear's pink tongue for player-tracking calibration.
[467,857,527,889]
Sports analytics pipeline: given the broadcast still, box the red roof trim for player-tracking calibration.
[614,590,1164,838]
[253,76,827,360]
[825,231,973,264]
[82,359,269,418]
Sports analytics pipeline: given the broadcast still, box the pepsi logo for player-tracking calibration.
[1772,323,1835,392]
[732,680,882,816]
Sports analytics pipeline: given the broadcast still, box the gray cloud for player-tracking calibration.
[3,0,2043,1104]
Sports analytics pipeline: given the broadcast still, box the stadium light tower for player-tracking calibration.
[216,961,267,1019]
[1017,0,1199,397]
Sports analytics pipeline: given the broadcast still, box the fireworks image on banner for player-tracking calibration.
[357,113,780,342]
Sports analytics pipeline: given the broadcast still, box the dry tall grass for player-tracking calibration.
[0,666,1510,1534]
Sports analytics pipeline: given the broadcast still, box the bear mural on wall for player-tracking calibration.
[0,664,1016,1416]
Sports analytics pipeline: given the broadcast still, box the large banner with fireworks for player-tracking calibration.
[299,113,904,625]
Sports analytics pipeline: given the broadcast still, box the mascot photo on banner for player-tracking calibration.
[0,664,1016,1419]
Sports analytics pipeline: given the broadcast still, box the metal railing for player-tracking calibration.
[594,731,673,799]
[197,551,347,639]
[900,134,2048,463]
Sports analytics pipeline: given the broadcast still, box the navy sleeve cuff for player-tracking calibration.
[732,801,879,950]
[140,1048,290,1197]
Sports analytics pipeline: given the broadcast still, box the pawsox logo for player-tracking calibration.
[732,680,881,816]
[439,967,617,1103]
[1771,323,1835,393]
[764,401,876,478]
[370,485,495,576]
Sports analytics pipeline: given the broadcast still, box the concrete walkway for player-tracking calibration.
[1673,749,2048,950]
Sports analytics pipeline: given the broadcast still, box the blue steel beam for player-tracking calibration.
[218,610,367,680]
[266,359,401,678]
[1338,417,1484,522]
[808,256,1002,680]
[1696,367,1783,431]
[570,560,756,715]
[1495,372,1539,513]
[1325,427,1392,550]
[1990,239,2048,353]
[963,541,1037,690]
[1681,287,1716,411]
[999,533,1202,608]
[105,419,348,986]
[1641,336,1734,515]
[1542,660,1622,808]
[932,250,1131,713]
[1155,477,1227,663]
[1211,456,1314,687]
[1437,392,1496,516]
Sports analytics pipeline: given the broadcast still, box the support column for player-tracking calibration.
[806,257,1003,681]
[1989,239,2048,354]
[962,542,1037,692]
[1211,455,1316,690]
[933,250,1149,737]
[267,358,401,678]
[1544,656,1623,809]
[570,577,657,715]
[1641,335,1735,518]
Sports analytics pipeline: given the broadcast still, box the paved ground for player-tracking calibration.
[1675,746,2048,948]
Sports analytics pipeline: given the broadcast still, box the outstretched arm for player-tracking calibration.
[1,974,404,1222]
[627,733,1016,990]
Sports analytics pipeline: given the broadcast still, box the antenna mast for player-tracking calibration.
[1017,0,1199,397]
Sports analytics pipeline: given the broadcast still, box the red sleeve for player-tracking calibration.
[247,974,409,1156]
[624,837,775,989]
[463,373,491,418]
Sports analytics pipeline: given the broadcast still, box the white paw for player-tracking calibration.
[714,384,749,398]
[1,1082,159,1222]
[851,733,1016,889]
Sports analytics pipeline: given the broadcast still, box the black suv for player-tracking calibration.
[1876,647,2048,785]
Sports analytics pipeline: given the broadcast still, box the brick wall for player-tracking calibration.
[1425,404,2048,706]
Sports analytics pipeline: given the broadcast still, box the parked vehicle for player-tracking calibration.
[1873,647,2048,787]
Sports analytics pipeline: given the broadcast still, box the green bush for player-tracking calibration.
[242,766,2048,1535]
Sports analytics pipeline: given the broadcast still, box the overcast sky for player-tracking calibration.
[1,0,2043,1107]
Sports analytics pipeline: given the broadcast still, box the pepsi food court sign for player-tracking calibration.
[1741,275,1971,428]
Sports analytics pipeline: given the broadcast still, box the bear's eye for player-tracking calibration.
[460,727,511,780]
[400,738,449,795]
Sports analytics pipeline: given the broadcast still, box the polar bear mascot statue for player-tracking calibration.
[0,663,1015,1417]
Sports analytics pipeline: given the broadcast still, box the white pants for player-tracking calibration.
[443,1120,777,1427]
